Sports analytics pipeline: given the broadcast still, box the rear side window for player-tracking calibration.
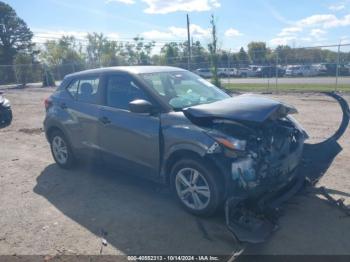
[66,76,100,104]
[77,77,100,104]
[66,79,79,98]
[106,75,148,110]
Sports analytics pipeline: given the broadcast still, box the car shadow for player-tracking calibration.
[33,163,236,255]
[33,139,348,255]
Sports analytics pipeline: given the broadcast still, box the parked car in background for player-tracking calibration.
[194,68,212,78]
[285,65,318,77]
[0,91,12,128]
[316,63,350,76]
[255,66,285,78]
[218,68,237,77]
[237,65,259,77]
[44,66,308,216]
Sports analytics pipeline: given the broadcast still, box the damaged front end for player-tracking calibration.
[208,116,307,243]
[213,116,306,195]
[224,92,350,244]
[185,92,349,244]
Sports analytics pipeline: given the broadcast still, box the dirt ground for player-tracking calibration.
[0,87,350,256]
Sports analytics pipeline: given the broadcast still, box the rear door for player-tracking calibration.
[98,73,161,178]
[62,74,103,154]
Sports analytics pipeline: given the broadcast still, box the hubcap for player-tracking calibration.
[52,136,68,164]
[175,168,211,210]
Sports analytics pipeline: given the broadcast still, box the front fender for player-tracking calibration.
[160,112,222,182]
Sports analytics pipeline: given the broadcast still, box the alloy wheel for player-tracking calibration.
[175,167,211,211]
[52,136,68,165]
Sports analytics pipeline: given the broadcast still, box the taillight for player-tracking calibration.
[44,97,52,110]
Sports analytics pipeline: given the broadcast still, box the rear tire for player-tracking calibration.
[50,130,76,169]
[170,157,223,217]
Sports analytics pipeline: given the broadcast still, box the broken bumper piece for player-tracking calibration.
[225,171,305,244]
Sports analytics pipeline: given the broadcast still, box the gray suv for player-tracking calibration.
[44,66,307,216]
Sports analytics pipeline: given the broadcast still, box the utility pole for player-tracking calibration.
[228,49,231,85]
[275,51,279,92]
[335,41,341,91]
[186,14,192,71]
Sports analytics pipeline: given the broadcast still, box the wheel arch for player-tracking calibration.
[45,124,75,153]
[46,125,66,141]
[161,148,226,190]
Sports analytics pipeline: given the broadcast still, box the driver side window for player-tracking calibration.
[106,75,149,110]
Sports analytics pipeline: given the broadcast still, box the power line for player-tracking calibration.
[32,34,186,43]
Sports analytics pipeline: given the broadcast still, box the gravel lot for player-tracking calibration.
[0,87,350,256]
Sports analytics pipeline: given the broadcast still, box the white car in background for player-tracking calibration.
[285,65,319,77]
[218,68,237,77]
[237,65,259,77]
[195,68,213,78]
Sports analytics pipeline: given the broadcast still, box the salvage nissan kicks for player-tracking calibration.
[44,66,308,216]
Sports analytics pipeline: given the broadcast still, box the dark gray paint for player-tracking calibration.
[184,94,297,123]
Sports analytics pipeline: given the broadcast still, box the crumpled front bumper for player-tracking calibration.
[226,135,305,201]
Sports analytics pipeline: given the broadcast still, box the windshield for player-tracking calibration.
[139,71,229,110]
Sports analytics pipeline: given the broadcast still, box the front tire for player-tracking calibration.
[171,157,223,216]
[50,130,76,169]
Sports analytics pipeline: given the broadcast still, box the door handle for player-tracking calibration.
[99,116,111,125]
[60,102,67,109]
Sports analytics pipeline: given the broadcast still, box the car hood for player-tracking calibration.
[183,94,297,123]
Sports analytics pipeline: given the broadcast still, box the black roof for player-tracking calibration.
[66,66,186,78]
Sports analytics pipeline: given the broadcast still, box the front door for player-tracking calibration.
[98,73,160,178]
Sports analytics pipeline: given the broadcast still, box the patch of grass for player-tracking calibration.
[223,83,350,92]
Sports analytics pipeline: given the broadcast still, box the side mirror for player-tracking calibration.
[129,99,154,114]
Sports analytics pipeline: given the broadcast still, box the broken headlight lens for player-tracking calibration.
[214,136,247,151]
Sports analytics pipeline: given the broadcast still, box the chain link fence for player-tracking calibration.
[1,43,349,92]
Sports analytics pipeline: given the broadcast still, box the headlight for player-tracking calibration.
[214,136,247,151]
[287,115,309,139]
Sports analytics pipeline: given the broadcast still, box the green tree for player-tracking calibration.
[86,33,107,67]
[275,45,293,65]
[0,1,33,63]
[0,1,34,83]
[41,36,85,79]
[100,40,124,66]
[86,34,155,66]
[191,40,209,69]
[237,47,250,67]
[42,64,55,87]
[13,52,32,86]
[132,36,155,65]
[248,42,268,65]
[208,14,221,87]
[160,42,180,65]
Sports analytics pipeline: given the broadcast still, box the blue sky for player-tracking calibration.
[5,0,350,51]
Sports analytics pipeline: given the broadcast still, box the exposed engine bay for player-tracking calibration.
[215,116,305,191]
